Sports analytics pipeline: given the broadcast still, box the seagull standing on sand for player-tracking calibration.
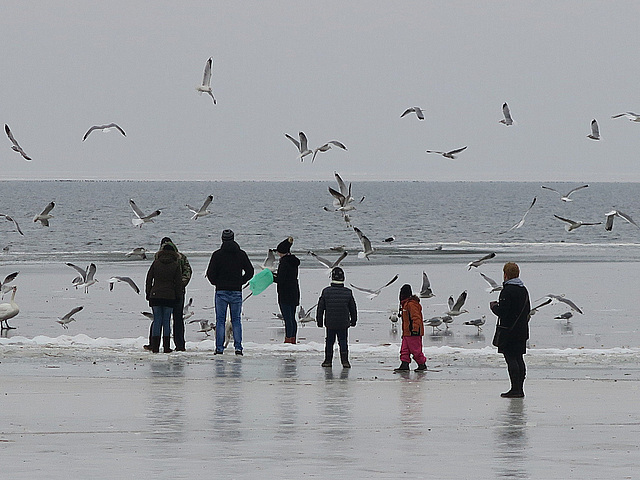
[285,132,312,161]
[611,112,640,122]
[4,124,32,161]
[605,210,639,231]
[419,271,435,298]
[57,306,83,329]
[541,184,589,202]
[0,286,19,329]
[108,276,140,294]
[0,214,24,235]
[129,199,161,227]
[82,123,126,141]
[464,315,486,333]
[446,291,468,316]
[499,197,536,234]
[401,106,425,120]
[353,226,374,260]
[499,103,514,126]
[66,262,98,293]
[33,202,55,227]
[554,311,573,322]
[426,146,467,159]
[587,119,600,140]
[186,194,214,220]
[425,317,443,333]
[196,57,216,104]
[553,214,601,232]
[350,274,399,299]
[467,252,496,270]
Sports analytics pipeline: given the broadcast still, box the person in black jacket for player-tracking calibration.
[206,229,254,355]
[490,262,531,398]
[273,237,300,344]
[316,267,357,368]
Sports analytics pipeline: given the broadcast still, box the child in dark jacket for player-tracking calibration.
[394,284,428,372]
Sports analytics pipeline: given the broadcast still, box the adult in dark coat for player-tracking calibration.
[272,237,300,344]
[205,229,254,355]
[145,243,182,353]
[490,262,531,398]
[316,267,357,368]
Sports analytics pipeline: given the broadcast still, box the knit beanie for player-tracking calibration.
[399,284,412,301]
[331,267,345,284]
[277,236,293,254]
[221,229,234,242]
[160,237,173,245]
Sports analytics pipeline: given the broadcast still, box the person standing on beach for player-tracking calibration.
[206,229,254,355]
[490,262,531,398]
[145,243,182,353]
[273,236,300,344]
[316,267,357,368]
[394,284,428,372]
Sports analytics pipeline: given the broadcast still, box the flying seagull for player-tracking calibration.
[350,274,399,299]
[57,306,83,329]
[605,210,639,231]
[542,294,583,314]
[419,271,434,298]
[426,146,468,159]
[499,102,514,126]
[308,250,348,271]
[125,247,147,259]
[587,119,600,140]
[33,201,55,227]
[401,106,425,120]
[0,271,19,296]
[353,226,374,260]
[82,123,126,141]
[446,290,469,316]
[0,214,24,235]
[129,199,161,227]
[467,252,496,270]
[541,184,589,202]
[66,262,98,293]
[479,272,502,293]
[611,112,640,122]
[285,131,312,160]
[499,197,536,234]
[261,249,277,270]
[553,214,601,232]
[196,57,216,104]
[108,276,140,294]
[189,318,214,336]
[4,124,32,161]
[311,140,347,163]
[186,194,214,220]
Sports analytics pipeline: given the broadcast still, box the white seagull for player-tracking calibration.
[82,123,126,141]
[353,226,374,260]
[183,298,194,321]
[425,317,443,333]
[1,271,19,297]
[499,102,514,126]
[611,112,640,122]
[0,214,24,235]
[554,311,573,322]
[108,276,140,294]
[298,304,318,324]
[311,140,347,163]
[125,247,147,259]
[66,262,98,293]
[189,318,214,336]
[57,306,83,329]
[129,199,161,227]
[196,57,216,104]
[541,184,589,202]
[33,201,55,227]
[605,210,639,231]
[426,146,467,159]
[542,294,583,314]
[261,249,277,270]
[419,271,435,298]
[479,272,502,293]
[499,197,537,234]
[285,131,312,160]
[4,124,32,161]
[553,214,601,232]
[401,106,425,120]
[186,194,214,220]
[350,274,399,299]
[464,315,486,333]
[467,252,496,270]
[446,291,468,316]
[327,187,356,212]
[587,119,600,140]
[308,250,348,271]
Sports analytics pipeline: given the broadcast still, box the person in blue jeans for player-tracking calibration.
[205,229,254,355]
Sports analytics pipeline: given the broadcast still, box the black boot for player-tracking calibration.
[394,361,410,372]
[322,350,333,367]
[501,369,524,397]
[340,351,351,368]
[143,324,153,350]
[150,336,161,353]
[163,337,173,353]
[415,363,427,372]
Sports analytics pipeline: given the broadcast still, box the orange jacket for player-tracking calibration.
[400,295,424,337]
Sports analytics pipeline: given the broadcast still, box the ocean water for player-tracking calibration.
[1,180,639,355]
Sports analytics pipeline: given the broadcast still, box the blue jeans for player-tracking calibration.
[279,303,297,339]
[151,305,173,337]
[215,290,243,352]
[325,328,349,355]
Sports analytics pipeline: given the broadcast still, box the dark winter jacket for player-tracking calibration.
[490,279,530,352]
[316,283,357,329]
[400,295,424,337]
[154,240,192,292]
[145,249,182,307]
[273,253,300,306]
[206,240,254,291]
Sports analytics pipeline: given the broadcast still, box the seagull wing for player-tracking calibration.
[1,215,24,235]
[328,187,346,206]
[556,296,583,314]
[591,119,599,137]
[2,271,19,285]
[331,251,348,268]
[85,263,97,282]
[616,210,639,229]
[420,271,433,296]
[349,283,377,295]
[41,201,55,216]
[202,57,212,86]
[447,146,468,156]
[142,210,161,221]
[200,194,214,211]
[112,276,140,294]
[400,107,414,117]
[129,199,145,219]
[530,298,552,314]
[553,214,576,225]
[107,123,126,137]
[285,133,301,151]
[328,140,347,150]
[298,131,309,152]
[334,171,349,197]
[308,251,333,269]
[5,124,32,160]
[605,211,615,231]
[479,272,499,289]
[262,249,276,269]
[61,305,84,321]
[353,226,372,254]
[380,274,399,290]
[66,262,87,281]
[541,185,561,196]
[448,296,454,311]
[82,125,100,141]
[611,113,627,119]
[565,184,589,198]
[414,107,425,120]
[502,102,513,124]
[453,291,467,311]
[426,150,445,155]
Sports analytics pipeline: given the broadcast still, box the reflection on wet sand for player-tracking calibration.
[210,357,245,444]
[147,359,186,444]
[493,399,529,479]
[276,357,299,438]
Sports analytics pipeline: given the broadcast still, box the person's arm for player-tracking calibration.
[173,265,183,299]
[241,252,255,284]
[181,254,192,288]
[348,294,357,327]
[145,263,154,300]
[316,294,325,328]
[205,253,216,286]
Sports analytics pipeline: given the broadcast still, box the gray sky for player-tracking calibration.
[2,1,640,181]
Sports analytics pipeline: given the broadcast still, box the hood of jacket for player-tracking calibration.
[400,295,421,307]
[157,249,178,264]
